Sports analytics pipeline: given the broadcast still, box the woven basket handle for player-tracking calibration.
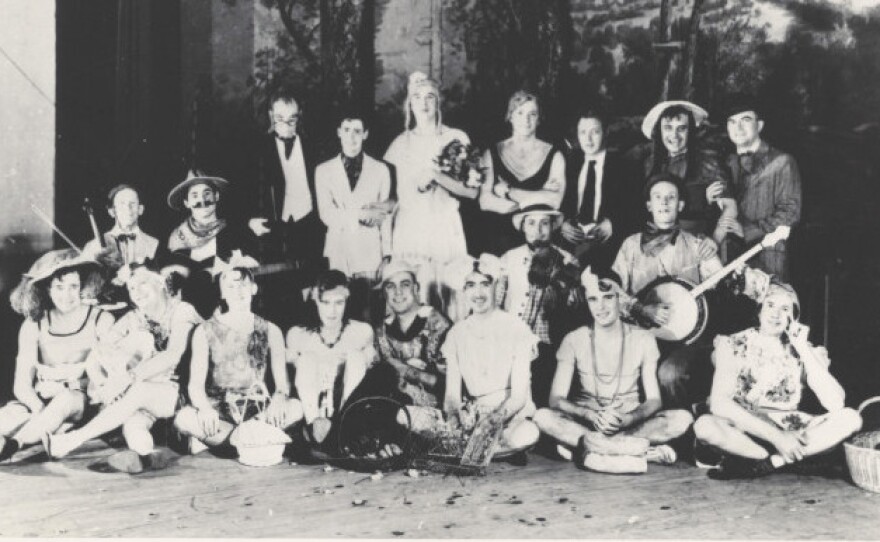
[857,395,880,414]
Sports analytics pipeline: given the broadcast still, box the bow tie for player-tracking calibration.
[277,136,296,159]
[116,233,136,243]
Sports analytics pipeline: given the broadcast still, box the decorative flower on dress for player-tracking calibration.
[209,250,261,278]
[435,139,486,188]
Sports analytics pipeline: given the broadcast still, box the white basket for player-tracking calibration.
[844,396,880,493]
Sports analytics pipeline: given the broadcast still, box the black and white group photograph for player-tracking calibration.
[1,0,879,538]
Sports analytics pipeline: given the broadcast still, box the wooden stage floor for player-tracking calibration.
[0,441,878,539]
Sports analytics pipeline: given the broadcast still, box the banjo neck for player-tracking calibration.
[689,225,791,299]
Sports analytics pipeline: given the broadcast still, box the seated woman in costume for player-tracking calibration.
[534,267,693,473]
[287,270,376,451]
[693,282,862,479]
[174,251,303,456]
[477,91,566,256]
[45,262,202,473]
[0,250,113,462]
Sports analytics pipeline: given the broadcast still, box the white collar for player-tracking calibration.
[737,139,762,155]
[109,225,142,237]
[584,149,607,165]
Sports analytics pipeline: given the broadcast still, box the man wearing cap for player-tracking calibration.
[612,173,771,409]
[166,170,251,317]
[84,184,159,269]
[534,267,692,471]
[375,259,451,410]
[438,254,540,461]
[560,109,639,268]
[500,204,581,407]
[641,100,740,246]
[724,95,802,280]
[694,282,861,478]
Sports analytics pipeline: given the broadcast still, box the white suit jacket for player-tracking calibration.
[315,153,392,276]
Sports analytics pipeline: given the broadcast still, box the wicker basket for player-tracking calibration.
[844,396,880,493]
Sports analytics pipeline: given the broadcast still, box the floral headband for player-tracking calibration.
[448,253,506,291]
[115,260,189,289]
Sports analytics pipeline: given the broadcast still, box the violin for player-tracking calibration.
[82,198,106,249]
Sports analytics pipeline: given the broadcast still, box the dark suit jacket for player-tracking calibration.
[560,150,640,249]
[246,133,326,268]
[251,133,320,222]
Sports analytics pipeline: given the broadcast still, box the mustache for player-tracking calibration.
[190,200,216,209]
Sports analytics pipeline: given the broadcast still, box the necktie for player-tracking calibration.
[578,160,597,224]
[278,136,295,160]
[343,154,362,191]
[739,152,755,174]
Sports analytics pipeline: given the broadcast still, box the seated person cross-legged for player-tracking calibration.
[429,254,540,462]
[693,282,862,479]
[174,251,303,458]
[534,267,693,473]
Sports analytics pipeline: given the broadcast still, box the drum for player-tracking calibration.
[635,276,708,344]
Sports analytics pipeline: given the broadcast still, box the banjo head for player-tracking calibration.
[636,277,709,344]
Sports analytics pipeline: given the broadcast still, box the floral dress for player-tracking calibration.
[714,328,829,431]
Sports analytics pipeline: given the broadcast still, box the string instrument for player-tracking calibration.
[635,225,791,344]
[82,198,106,249]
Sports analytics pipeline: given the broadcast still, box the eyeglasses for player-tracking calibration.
[272,115,300,126]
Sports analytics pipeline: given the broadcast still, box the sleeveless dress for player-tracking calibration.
[481,143,558,255]
[203,314,271,423]
[36,306,102,398]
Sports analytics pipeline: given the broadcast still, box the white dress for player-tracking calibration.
[384,126,470,299]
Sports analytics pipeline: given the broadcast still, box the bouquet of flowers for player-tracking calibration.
[435,139,485,188]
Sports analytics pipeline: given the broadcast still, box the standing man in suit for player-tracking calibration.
[559,110,638,269]
[315,108,394,321]
[724,95,801,281]
[247,87,327,329]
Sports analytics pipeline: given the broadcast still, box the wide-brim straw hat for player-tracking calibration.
[511,204,564,231]
[641,100,709,139]
[24,248,100,284]
[166,169,229,211]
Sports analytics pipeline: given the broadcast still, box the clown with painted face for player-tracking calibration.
[166,169,252,317]
[174,251,303,458]
[45,262,201,473]
[694,282,862,479]
[533,267,693,472]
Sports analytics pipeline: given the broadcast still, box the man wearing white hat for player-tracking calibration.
[375,259,451,410]
[533,266,693,471]
[641,100,739,246]
[500,204,582,407]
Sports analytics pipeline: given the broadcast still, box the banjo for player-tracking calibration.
[635,225,791,344]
